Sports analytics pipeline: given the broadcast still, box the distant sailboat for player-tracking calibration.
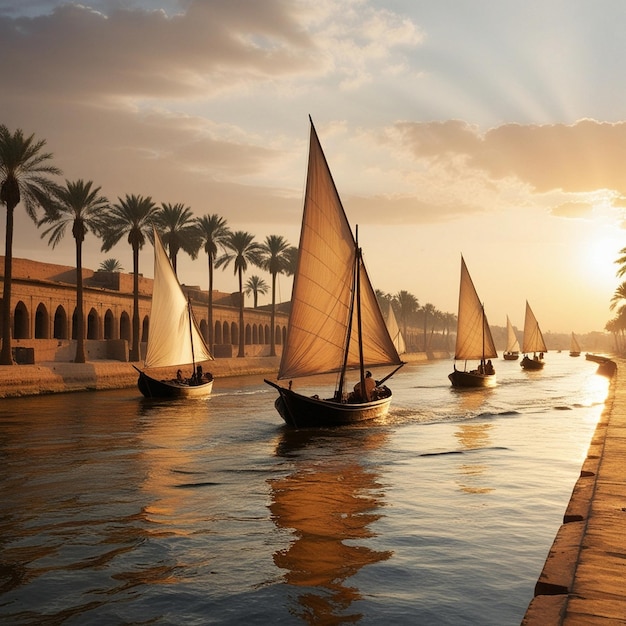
[448,256,497,387]
[264,118,404,427]
[569,332,581,357]
[135,229,214,398]
[503,315,520,360]
[385,305,406,355]
[520,301,547,370]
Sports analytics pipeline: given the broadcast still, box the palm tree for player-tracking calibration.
[394,290,419,348]
[283,246,299,277]
[245,275,269,308]
[0,126,62,365]
[259,235,291,356]
[100,194,158,361]
[99,258,124,272]
[39,180,109,363]
[154,203,200,274]
[421,302,436,351]
[194,214,231,351]
[216,231,263,357]
[609,281,626,311]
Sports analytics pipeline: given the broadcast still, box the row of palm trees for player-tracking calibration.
[0,124,296,365]
[607,246,626,352]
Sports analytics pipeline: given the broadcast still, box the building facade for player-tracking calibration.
[0,256,288,363]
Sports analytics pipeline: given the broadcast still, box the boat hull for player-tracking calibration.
[520,355,544,370]
[137,370,213,399]
[448,369,496,388]
[264,380,392,428]
[503,352,519,361]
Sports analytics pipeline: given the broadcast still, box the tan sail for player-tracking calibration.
[505,315,520,353]
[522,301,547,354]
[385,305,406,355]
[278,122,402,381]
[453,257,497,361]
[144,230,213,369]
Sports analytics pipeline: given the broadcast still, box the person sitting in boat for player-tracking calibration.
[353,371,377,402]
[485,360,494,375]
[190,365,203,385]
[176,369,184,383]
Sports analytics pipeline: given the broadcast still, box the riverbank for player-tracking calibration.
[0,351,442,398]
[522,356,625,624]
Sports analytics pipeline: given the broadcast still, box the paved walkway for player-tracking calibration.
[522,357,626,624]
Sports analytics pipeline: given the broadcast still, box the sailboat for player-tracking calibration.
[503,315,520,360]
[264,118,404,427]
[520,301,547,370]
[569,332,581,357]
[448,256,497,387]
[385,305,406,355]
[135,229,214,398]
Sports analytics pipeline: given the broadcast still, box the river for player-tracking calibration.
[0,352,610,625]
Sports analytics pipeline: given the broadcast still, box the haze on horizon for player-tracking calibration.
[1,0,625,335]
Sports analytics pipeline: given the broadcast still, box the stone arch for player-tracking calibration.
[87,308,99,340]
[199,319,208,341]
[223,321,230,345]
[264,324,270,344]
[141,315,149,342]
[104,309,114,340]
[14,301,29,339]
[245,323,252,345]
[120,311,131,343]
[54,305,68,339]
[252,324,258,344]
[214,320,223,344]
[230,321,238,346]
[275,324,282,345]
[35,303,49,339]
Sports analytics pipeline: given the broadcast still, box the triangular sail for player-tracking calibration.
[454,257,498,361]
[386,305,406,355]
[144,230,213,368]
[505,315,520,352]
[570,332,581,352]
[278,120,402,380]
[522,301,547,354]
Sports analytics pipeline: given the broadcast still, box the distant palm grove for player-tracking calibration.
[0,125,457,365]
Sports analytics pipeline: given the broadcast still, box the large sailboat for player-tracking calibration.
[264,118,404,427]
[448,256,497,388]
[569,332,581,357]
[520,301,547,370]
[503,315,520,360]
[135,229,214,398]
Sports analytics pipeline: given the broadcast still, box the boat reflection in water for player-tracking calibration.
[269,428,392,623]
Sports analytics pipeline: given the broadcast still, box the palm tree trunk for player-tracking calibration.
[131,244,140,361]
[270,271,276,357]
[207,256,214,352]
[74,240,86,363]
[237,267,244,358]
[0,203,15,365]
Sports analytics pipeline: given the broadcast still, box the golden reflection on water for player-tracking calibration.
[269,429,392,624]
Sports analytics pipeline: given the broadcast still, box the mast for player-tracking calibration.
[337,235,358,400]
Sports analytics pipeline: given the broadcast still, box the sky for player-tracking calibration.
[1,0,625,334]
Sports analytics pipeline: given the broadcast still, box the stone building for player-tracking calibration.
[0,256,288,364]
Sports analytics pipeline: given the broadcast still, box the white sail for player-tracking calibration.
[522,301,547,354]
[386,305,406,355]
[278,120,402,380]
[505,315,520,353]
[570,332,581,353]
[144,230,213,369]
[453,257,498,361]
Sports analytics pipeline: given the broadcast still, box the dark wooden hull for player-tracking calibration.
[448,369,496,388]
[503,352,519,361]
[569,352,581,357]
[264,380,392,428]
[520,355,544,370]
[137,369,213,399]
